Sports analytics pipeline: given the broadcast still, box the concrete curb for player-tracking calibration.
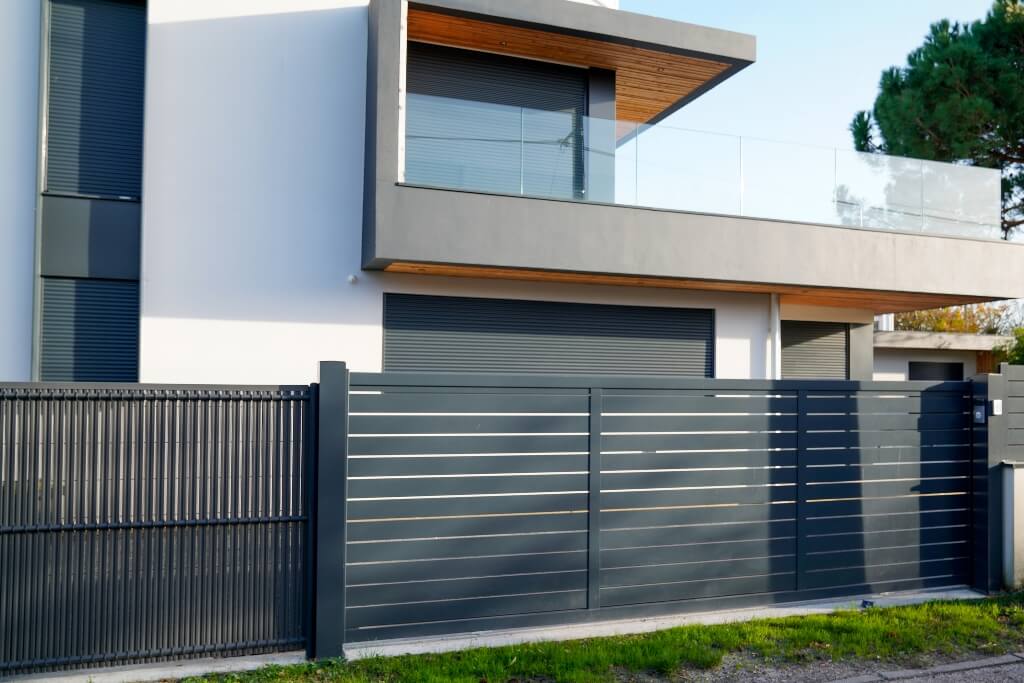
[834,653,1024,683]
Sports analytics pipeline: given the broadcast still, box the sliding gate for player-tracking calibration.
[320,370,975,649]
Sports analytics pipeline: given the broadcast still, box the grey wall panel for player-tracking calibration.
[40,195,140,279]
[382,293,714,376]
[45,0,145,197]
[0,385,311,675]
[405,42,586,198]
[781,320,849,379]
[39,277,138,381]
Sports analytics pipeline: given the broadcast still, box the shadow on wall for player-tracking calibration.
[140,2,376,325]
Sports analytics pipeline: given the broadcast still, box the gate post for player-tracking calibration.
[313,361,349,658]
[972,369,1007,593]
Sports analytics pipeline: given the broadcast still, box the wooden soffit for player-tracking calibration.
[384,262,992,315]
[406,7,736,124]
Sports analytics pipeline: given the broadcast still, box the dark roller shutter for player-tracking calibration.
[909,361,964,381]
[46,0,146,197]
[40,278,139,381]
[383,294,714,376]
[781,321,849,379]
[405,42,586,199]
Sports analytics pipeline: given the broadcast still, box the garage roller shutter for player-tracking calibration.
[383,294,714,376]
[781,320,849,379]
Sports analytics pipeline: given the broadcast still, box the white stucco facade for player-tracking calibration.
[0,0,40,382]
[139,0,766,384]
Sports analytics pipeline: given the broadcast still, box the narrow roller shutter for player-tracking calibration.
[781,321,849,379]
[46,0,146,197]
[40,278,139,381]
[383,294,714,376]
[405,42,586,198]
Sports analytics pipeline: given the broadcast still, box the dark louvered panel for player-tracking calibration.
[40,277,138,381]
[405,42,586,199]
[781,320,849,379]
[383,294,714,376]
[46,0,146,197]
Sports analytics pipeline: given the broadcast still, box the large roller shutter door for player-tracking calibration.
[383,294,715,376]
[781,320,850,379]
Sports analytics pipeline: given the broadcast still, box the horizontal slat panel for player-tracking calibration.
[600,573,795,607]
[347,511,587,542]
[350,413,588,434]
[601,503,796,530]
[602,486,795,510]
[348,472,588,499]
[803,477,968,501]
[350,392,588,413]
[602,467,795,490]
[347,530,587,563]
[602,432,799,452]
[805,541,969,572]
[602,555,796,589]
[803,508,969,537]
[602,450,797,471]
[349,434,588,456]
[348,492,588,520]
[803,492,969,519]
[799,445,970,467]
[601,414,797,432]
[346,551,586,585]
[346,591,586,628]
[347,570,587,607]
[803,525,968,554]
[802,461,970,484]
[602,524,796,566]
[802,394,968,414]
[602,395,797,413]
[350,453,589,477]
[801,558,969,590]
[802,429,969,449]
[803,412,970,431]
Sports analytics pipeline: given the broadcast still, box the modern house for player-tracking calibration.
[2,0,1022,386]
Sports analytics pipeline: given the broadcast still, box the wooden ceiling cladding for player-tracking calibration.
[383,262,990,314]
[406,7,734,123]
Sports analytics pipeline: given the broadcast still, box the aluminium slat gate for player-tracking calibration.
[318,370,977,649]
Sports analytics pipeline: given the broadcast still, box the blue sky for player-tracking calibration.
[620,0,994,150]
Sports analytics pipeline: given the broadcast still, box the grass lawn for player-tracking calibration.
[183,594,1024,683]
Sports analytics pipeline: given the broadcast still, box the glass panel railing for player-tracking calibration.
[403,93,1004,240]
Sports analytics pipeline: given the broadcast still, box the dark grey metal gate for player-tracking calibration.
[310,365,978,655]
[0,383,312,675]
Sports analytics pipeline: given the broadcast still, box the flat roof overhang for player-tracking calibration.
[405,0,756,124]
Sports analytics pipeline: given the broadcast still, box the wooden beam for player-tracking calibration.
[407,8,733,124]
[383,261,994,314]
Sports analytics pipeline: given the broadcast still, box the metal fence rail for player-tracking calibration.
[0,384,312,675]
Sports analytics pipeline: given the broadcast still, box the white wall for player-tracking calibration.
[141,0,765,384]
[873,348,978,381]
[0,0,40,382]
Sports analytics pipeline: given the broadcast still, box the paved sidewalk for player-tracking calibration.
[836,653,1024,682]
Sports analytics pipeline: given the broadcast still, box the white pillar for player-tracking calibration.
[767,293,781,380]
[0,0,41,381]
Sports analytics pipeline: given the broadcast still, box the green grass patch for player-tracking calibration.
[183,594,1024,683]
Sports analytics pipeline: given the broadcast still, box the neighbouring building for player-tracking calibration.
[2,0,1022,385]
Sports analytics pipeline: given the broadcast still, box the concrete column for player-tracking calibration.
[0,0,41,381]
[767,293,781,379]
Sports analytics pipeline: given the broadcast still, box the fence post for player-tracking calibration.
[313,361,349,658]
[588,387,603,610]
[973,368,1006,593]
